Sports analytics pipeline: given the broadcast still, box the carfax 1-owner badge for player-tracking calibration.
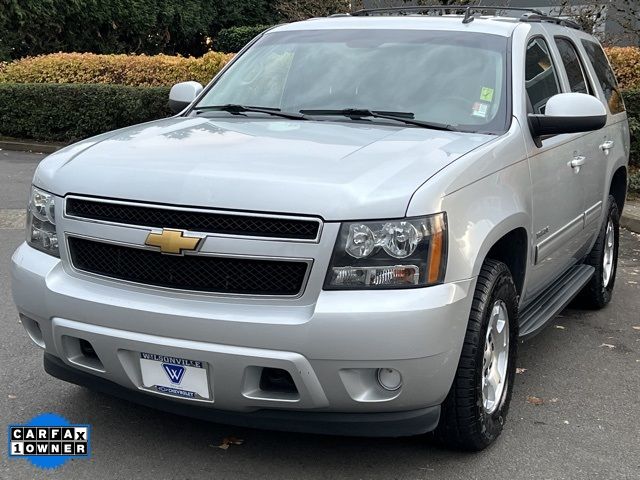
[8,413,91,469]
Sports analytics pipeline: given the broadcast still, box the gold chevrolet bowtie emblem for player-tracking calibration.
[145,229,201,255]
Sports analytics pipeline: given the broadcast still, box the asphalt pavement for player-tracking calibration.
[1,151,639,479]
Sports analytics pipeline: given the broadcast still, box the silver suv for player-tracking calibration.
[11,7,630,450]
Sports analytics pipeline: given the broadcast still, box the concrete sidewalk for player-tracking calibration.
[621,199,640,233]
[0,138,66,155]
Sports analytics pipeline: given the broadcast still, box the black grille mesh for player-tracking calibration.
[66,198,320,240]
[68,237,309,296]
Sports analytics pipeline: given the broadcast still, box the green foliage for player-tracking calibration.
[630,168,640,195]
[623,90,640,169]
[275,0,351,21]
[215,25,273,53]
[0,0,279,61]
[0,83,171,142]
[215,1,280,31]
[629,116,640,167]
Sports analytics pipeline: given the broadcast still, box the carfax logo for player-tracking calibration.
[8,413,91,470]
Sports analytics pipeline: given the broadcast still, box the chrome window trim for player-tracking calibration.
[63,195,324,244]
[64,232,314,300]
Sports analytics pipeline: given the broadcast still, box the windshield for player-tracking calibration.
[195,29,509,133]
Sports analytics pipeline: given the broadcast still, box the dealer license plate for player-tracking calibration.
[139,352,211,400]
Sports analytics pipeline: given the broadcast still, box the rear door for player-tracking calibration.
[551,34,606,242]
[579,38,629,237]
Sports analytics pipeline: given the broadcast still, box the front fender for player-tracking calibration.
[407,120,532,287]
[441,166,532,284]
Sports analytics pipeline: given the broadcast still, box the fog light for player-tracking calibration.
[377,368,402,391]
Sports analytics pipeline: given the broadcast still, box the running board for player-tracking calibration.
[519,264,595,339]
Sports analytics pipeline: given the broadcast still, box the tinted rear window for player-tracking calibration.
[581,40,625,114]
[555,37,591,95]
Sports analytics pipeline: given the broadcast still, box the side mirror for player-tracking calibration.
[169,81,204,114]
[528,92,607,140]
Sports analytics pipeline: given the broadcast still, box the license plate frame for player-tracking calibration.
[139,352,212,401]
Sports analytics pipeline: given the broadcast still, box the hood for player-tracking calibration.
[35,117,494,220]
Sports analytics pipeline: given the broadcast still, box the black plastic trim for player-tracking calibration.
[67,236,309,296]
[519,264,595,339]
[66,197,321,240]
[528,113,607,137]
[169,99,191,114]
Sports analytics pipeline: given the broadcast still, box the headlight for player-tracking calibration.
[324,213,447,290]
[27,186,59,257]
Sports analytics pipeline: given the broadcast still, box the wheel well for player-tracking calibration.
[485,228,528,296]
[610,167,627,212]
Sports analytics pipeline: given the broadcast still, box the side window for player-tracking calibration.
[555,37,592,95]
[581,40,625,114]
[525,38,561,114]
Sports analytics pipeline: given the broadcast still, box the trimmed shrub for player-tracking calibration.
[0,83,170,142]
[623,90,640,169]
[0,52,233,87]
[605,47,640,91]
[215,25,273,53]
[630,167,640,195]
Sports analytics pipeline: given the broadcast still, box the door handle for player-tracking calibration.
[600,140,614,155]
[570,155,586,173]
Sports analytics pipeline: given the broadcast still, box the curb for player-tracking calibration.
[620,202,640,233]
[0,139,66,154]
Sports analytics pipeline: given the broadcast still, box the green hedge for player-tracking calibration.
[215,25,273,53]
[628,89,640,194]
[630,169,640,195]
[0,83,170,142]
[624,90,640,168]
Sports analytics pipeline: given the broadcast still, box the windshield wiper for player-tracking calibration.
[300,108,458,132]
[194,104,308,121]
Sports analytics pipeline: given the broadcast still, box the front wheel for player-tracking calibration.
[435,259,518,451]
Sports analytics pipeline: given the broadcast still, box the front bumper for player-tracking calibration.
[12,242,475,436]
[44,354,441,437]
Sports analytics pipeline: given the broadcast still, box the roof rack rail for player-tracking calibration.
[351,5,544,17]
[349,5,583,30]
[519,12,582,30]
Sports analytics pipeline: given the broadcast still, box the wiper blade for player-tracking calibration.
[300,108,458,132]
[195,104,308,121]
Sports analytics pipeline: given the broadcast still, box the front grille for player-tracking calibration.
[68,237,309,296]
[66,198,320,241]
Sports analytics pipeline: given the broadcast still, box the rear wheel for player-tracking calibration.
[575,195,619,309]
[435,260,518,451]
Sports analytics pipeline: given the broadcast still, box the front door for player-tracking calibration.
[524,36,587,299]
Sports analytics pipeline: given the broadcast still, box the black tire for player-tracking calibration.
[435,259,519,451]
[575,195,620,309]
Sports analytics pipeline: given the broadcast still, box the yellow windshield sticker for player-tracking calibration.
[480,87,494,102]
